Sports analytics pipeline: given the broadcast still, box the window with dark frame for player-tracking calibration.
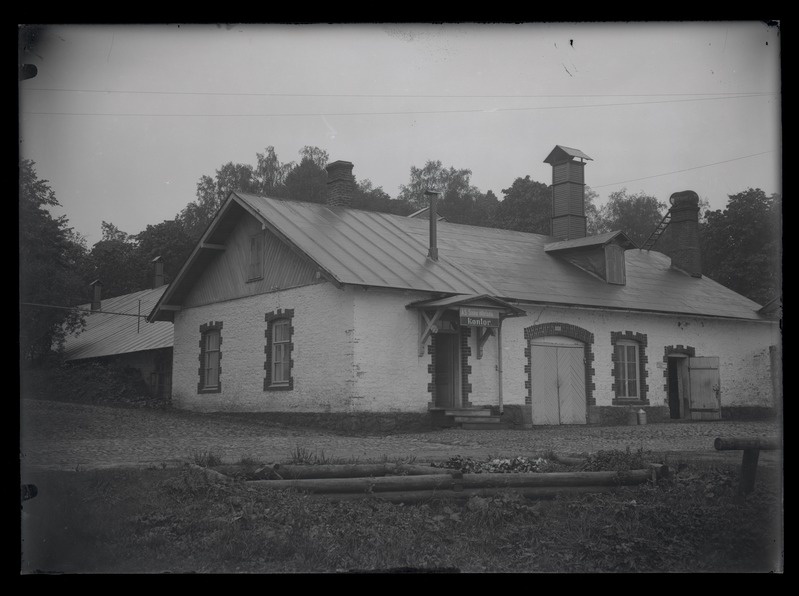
[264,309,294,391]
[614,340,639,399]
[271,319,291,386]
[198,322,223,394]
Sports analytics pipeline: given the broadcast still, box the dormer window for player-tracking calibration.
[544,230,636,285]
[604,244,626,285]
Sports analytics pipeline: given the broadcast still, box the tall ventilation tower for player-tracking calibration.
[543,145,593,240]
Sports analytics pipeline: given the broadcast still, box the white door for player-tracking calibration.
[557,346,587,424]
[530,339,587,425]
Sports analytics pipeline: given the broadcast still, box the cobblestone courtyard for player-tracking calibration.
[20,399,782,472]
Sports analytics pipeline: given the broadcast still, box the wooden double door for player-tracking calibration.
[530,339,587,425]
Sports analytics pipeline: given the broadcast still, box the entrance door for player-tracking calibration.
[434,333,460,408]
[667,356,686,419]
[688,356,721,420]
[530,340,587,425]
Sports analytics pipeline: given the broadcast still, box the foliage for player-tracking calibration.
[283,156,328,204]
[192,449,223,468]
[698,188,781,305]
[20,460,782,573]
[594,188,668,246]
[20,360,169,408]
[491,175,551,234]
[19,160,90,362]
[578,447,650,472]
[433,455,554,474]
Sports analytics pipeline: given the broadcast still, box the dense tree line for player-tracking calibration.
[19,149,781,361]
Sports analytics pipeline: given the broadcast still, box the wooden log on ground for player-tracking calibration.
[211,462,445,480]
[211,463,282,480]
[460,469,652,489]
[264,463,447,479]
[549,453,586,466]
[187,464,232,484]
[311,485,617,504]
[714,437,781,451]
[248,472,461,494]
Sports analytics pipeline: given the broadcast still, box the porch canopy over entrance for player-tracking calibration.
[406,294,526,358]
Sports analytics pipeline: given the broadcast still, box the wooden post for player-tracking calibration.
[714,436,780,495]
[740,449,761,495]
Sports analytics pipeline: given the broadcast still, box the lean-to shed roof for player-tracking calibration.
[63,285,172,360]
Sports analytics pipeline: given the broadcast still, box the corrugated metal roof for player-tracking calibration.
[233,194,765,320]
[151,193,766,322]
[235,193,500,296]
[544,231,637,252]
[63,286,173,360]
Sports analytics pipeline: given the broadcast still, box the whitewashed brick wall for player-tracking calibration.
[171,282,779,413]
[349,288,433,412]
[171,282,355,412]
[500,305,780,409]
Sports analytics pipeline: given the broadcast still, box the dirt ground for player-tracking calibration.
[20,398,783,472]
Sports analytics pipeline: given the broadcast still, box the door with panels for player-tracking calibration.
[530,337,587,425]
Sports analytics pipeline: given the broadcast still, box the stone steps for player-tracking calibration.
[444,407,505,430]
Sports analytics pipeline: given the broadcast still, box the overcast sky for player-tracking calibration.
[19,22,781,244]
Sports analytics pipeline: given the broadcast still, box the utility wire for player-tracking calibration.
[23,87,778,99]
[20,93,774,118]
[590,150,777,189]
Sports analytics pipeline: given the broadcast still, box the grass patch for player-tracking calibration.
[192,449,223,468]
[20,458,782,573]
[289,445,362,465]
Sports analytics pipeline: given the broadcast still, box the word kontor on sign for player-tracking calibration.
[459,307,500,328]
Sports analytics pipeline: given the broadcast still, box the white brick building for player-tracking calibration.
[150,148,781,427]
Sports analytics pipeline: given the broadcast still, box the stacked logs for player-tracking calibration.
[210,461,669,504]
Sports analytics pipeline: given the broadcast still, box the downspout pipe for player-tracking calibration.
[497,317,504,414]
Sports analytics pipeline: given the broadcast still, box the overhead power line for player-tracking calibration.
[21,93,775,118]
[24,87,778,99]
[590,151,778,189]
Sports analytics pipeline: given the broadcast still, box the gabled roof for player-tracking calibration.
[150,193,768,322]
[544,230,637,252]
[543,145,593,164]
[63,286,173,360]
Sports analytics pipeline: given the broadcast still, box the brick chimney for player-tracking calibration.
[152,255,165,288]
[668,190,702,277]
[544,145,593,240]
[325,160,355,208]
[90,279,102,311]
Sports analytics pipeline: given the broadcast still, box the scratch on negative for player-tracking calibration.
[562,64,573,77]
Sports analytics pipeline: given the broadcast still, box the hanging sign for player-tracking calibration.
[459,307,500,328]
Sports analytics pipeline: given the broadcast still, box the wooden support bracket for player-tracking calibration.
[476,327,495,359]
[418,308,445,357]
